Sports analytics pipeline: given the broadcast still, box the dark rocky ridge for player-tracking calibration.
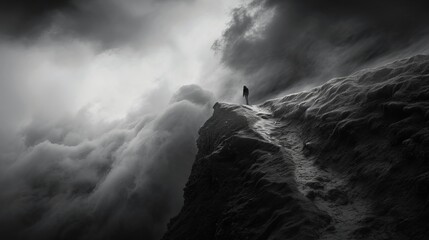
[163,55,429,240]
[163,104,331,239]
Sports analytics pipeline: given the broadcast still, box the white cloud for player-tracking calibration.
[0,0,240,239]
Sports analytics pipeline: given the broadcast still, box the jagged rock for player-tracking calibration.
[305,181,325,190]
[163,103,330,240]
[326,189,349,205]
[163,55,429,240]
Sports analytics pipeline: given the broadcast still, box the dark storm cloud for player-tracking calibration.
[0,0,193,48]
[0,0,75,37]
[0,85,214,240]
[215,0,429,101]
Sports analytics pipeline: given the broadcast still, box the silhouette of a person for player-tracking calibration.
[243,85,249,105]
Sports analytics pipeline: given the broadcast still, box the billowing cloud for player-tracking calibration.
[0,85,214,240]
[0,0,206,50]
[170,85,214,106]
[0,0,237,238]
[2,0,428,239]
[214,0,429,101]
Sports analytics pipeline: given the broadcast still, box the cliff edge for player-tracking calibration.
[163,55,429,240]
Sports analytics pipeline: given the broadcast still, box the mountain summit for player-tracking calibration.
[163,55,429,240]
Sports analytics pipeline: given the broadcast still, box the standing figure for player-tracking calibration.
[243,85,249,105]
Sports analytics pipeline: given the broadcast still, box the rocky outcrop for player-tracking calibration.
[162,103,330,240]
[263,55,429,239]
[163,55,429,240]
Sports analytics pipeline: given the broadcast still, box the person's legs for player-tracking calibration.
[245,95,249,105]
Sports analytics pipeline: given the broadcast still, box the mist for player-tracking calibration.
[0,0,234,239]
[214,0,429,102]
[0,84,214,239]
[1,0,429,239]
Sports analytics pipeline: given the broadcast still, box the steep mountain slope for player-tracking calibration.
[163,55,429,240]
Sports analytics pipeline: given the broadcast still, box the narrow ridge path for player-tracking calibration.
[248,105,372,240]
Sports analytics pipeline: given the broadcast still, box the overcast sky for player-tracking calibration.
[0,1,240,239]
[0,0,242,121]
[1,0,429,239]
[214,0,429,100]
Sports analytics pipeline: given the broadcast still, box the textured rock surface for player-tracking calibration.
[163,55,429,240]
[163,103,330,240]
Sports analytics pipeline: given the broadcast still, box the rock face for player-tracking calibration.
[162,104,331,240]
[163,55,429,240]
